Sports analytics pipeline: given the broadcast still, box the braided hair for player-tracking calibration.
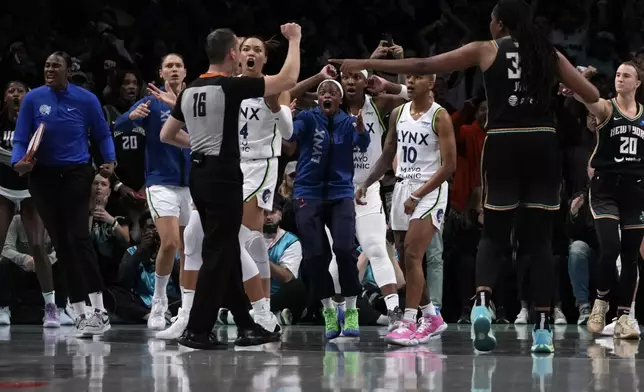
[493,0,558,111]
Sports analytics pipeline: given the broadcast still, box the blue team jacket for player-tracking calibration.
[11,84,115,166]
[289,107,370,200]
[114,95,191,187]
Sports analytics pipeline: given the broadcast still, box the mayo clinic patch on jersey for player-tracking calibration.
[262,189,271,204]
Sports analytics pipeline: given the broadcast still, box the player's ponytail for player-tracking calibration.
[493,0,558,111]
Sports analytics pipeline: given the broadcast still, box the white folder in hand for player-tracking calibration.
[25,122,45,161]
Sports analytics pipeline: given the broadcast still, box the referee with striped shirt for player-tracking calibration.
[159,24,301,350]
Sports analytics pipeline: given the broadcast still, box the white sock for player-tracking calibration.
[376,315,389,325]
[321,298,335,310]
[332,299,346,312]
[251,297,270,317]
[72,301,86,318]
[384,294,399,311]
[420,303,436,316]
[182,289,195,312]
[346,296,357,309]
[154,273,170,299]
[88,292,105,311]
[404,308,417,322]
[42,291,55,306]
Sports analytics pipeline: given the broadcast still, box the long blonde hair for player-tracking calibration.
[279,178,293,199]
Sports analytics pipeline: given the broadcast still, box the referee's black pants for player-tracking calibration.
[187,155,254,334]
[28,164,104,304]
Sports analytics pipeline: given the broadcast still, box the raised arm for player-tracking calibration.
[264,24,301,96]
[331,42,488,77]
[409,109,456,198]
[557,53,600,105]
[361,105,401,189]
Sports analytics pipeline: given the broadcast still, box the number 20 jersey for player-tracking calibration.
[590,99,644,177]
[395,101,444,182]
[238,97,281,160]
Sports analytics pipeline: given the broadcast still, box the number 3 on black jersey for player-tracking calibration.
[193,92,207,117]
[506,52,521,80]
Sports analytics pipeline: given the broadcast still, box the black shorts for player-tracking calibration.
[481,129,561,211]
[589,171,644,229]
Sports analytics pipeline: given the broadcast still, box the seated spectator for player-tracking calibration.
[0,215,72,325]
[567,186,599,326]
[106,213,180,324]
[90,173,131,285]
[264,203,307,325]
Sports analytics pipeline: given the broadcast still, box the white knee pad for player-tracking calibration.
[239,226,260,282]
[184,210,204,271]
[239,225,270,279]
[356,213,397,287]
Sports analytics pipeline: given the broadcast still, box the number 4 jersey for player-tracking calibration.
[395,101,444,182]
[238,97,281,160]
[590,99,644,177]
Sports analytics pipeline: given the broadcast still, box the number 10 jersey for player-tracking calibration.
[394,101,444,183]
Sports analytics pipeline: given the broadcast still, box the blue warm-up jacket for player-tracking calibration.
[288,107,370,200]
[11,84,116,166]
[114,95,191,187]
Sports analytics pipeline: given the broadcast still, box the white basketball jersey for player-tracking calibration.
[239,97,281,160]
[395,101,443,182]
[353,96,386,184]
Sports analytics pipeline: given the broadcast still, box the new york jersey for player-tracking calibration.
[483,36,556,131]
[395,102,444,182]
[239,97,281,160]
[353,96,386,184]
[103,105,147,190]
[590,99,644,177]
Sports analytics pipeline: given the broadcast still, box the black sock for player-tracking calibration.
[618,308,630,318]
[596,290,610,301]
[534,311,550,331]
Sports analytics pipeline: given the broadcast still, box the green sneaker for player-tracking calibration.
[343,308,360,337]
[324,308,341,340]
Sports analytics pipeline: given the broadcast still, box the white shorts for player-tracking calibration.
[241,157,278,211]
[145,185,192,226]
[390,180,448,232]
[0,186,29,208]
[354,181,383,218]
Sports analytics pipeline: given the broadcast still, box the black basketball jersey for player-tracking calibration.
[103,105,147,190]
[590,99,644,177]
[483,37,556,131]
[0,117,28,191]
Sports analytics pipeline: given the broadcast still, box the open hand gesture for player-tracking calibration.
[148,81,183,108]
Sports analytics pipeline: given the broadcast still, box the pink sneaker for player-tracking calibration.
[385,320,418,346]
[415,314,447,344]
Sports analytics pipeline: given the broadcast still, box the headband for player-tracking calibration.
[317,79,344,98]
[340,70,369,79]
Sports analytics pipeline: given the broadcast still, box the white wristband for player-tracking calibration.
[398,85,409,100]
[409,193,421,202]
[114,182,123,192]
